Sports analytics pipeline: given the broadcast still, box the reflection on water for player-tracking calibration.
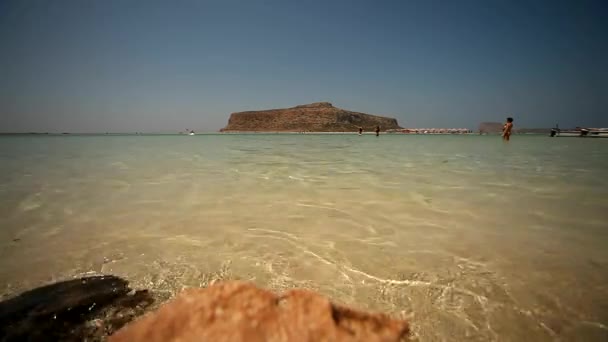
[0,134,607,341]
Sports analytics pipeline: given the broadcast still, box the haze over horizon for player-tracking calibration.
[1,0,606,133]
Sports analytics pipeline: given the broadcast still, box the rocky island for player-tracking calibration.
[478,122,505,134]
[220,102,402,132]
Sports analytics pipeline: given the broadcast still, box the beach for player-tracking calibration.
[0,134,607,341]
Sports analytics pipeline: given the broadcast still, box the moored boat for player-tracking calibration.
[550,127,608,138]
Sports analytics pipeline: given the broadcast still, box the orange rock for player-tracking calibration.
[110,281,409,342]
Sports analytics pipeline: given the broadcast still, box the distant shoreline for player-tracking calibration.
[0,132,550,136]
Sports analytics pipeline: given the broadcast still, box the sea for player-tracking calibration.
[1,133,607,341]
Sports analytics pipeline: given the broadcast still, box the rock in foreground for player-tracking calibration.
[0,275,153,341]
[110,281,410,342]
[221,102,402,132]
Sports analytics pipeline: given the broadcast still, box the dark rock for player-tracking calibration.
[0,275,153,341]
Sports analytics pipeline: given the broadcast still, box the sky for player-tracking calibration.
[0,0,606,132]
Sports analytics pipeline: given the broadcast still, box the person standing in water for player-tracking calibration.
[502,117,514,141]
[375,126,380,136]
[358,127,363,135]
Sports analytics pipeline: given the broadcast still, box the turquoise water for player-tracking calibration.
[1,134,607,340]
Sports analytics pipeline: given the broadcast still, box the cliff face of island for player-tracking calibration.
[221,102,401,132]
[479,122,504,133]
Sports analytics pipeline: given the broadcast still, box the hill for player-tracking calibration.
[220,102,401,132]
[478,122,504,133]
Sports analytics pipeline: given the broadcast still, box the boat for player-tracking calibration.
[550,127,608,138]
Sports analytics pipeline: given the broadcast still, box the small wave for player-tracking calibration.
[19,193,42,211]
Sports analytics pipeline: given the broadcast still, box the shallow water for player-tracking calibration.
[1,134,607,340]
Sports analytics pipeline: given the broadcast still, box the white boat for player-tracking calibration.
[551,128,608,138]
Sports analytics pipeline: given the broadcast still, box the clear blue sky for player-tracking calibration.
[1,0,606,132]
